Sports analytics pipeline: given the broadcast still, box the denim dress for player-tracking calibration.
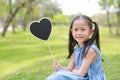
[46,44,106,80]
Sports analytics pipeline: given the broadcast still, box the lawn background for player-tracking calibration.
[0,26,120,80]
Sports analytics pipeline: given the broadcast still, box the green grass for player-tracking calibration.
[0,26,120,80]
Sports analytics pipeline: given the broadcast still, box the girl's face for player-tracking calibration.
[71,19,93,46]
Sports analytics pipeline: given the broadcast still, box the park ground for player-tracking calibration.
[0,26,120,80]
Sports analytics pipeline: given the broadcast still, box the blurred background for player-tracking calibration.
[0,0,120,80]
[0,0,120,35]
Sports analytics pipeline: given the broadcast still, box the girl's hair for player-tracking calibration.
[67,15,100,59]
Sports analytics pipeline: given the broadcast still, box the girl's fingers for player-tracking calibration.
[52,63,61,70]
[53,60,58,65]
[52,60,62,70]
[53,60,57,64]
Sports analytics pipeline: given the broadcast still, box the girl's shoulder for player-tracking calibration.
[89,44,101,58]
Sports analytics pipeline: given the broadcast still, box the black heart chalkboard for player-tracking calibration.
[30,18,52,40]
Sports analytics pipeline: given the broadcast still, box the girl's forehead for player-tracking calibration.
[73,19,88,27]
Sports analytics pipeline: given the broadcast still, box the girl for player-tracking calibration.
[46,15,106,80]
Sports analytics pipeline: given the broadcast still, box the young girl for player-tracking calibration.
[46,15,106,80]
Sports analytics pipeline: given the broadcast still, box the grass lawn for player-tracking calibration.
[0,26,120,80]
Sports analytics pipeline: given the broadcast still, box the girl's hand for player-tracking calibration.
[52,60,63,71]
[72,69,80,76]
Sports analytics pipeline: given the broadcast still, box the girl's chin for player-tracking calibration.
[77,41,84,45]
[76,39,82,43]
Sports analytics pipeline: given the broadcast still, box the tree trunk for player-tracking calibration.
[12,21,16,34]
[116,11,120,35]
[23,7,32,31]
[1,2,26,36]
[106,11,112,34]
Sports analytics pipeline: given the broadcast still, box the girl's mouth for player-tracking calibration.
[76,37,83,39]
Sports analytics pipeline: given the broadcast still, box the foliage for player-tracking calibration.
[0,1,9,20]
[98,0,114,10]
[37,0,62,18]
[0,0,62,36]
[0,26,120,80]
[52,13,69,25]
[91,13,117,27]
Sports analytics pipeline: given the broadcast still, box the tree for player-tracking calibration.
[1,0,62,36]
[52,13,69,34]
[0,1,9,24]
[37,0,62,18]
[52,13,69,25]
[1,0,33,36]
[98,0,113,34]
[114,0,120,35]
[21,2,33,31]
[9,0,16,34]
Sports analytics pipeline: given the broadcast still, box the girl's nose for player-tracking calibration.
[77,30,82,34]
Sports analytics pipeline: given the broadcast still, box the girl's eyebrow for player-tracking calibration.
[80,26,86,29]
[73,24,88,28]
[81,26,85,28]
[72,25,79,28]
[73,26,85,29]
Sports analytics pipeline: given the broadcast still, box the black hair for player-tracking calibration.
[67,15,101,60]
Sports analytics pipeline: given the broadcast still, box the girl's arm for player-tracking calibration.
[53,54,75,71]
[72,48,97,77]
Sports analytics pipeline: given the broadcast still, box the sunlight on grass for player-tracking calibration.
[0,54,54,78]
[0,26,120,80]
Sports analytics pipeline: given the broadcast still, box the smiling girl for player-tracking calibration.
[46,15,106,80]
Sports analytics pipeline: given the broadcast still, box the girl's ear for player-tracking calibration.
[89,29,94,38]
[91,29,94,34]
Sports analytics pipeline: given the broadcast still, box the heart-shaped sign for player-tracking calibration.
[30,18,52,40]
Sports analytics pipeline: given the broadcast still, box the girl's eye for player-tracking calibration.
[81,29,85,31]
[74,29,78,31]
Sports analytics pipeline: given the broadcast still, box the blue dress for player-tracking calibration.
[46,44,106,80]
